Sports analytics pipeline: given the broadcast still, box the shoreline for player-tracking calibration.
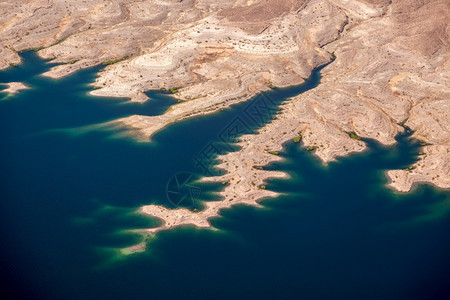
[135,54,448,240]
[0,0,448,254]
[0,82,30,95]
[137,116,448,240]
[135,62,362,239]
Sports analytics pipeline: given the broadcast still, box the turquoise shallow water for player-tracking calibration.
[0,52,449,299]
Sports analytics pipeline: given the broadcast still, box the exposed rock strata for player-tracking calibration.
[0,0,448,233]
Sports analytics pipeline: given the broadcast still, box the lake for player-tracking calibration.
[1,52,449,299]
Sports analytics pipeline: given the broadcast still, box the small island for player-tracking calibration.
[1,82,29,95]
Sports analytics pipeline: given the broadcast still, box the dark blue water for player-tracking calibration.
[1,52,449,299]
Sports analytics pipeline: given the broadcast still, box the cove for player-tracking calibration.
[0,52,449,299]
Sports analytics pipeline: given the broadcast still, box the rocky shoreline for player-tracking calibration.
[1,0,448,236]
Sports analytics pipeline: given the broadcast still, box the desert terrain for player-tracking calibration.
[0,0,448,233]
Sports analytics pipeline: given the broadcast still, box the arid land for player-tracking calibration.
[1,0,449,234]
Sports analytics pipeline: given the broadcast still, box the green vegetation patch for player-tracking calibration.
[399,118,409,126]
[103,59,122,66]
[349,132,362,140]
[49,35,71,47]
[102,56,130,66]
[293,135,302,143]
[169,87,180,94]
